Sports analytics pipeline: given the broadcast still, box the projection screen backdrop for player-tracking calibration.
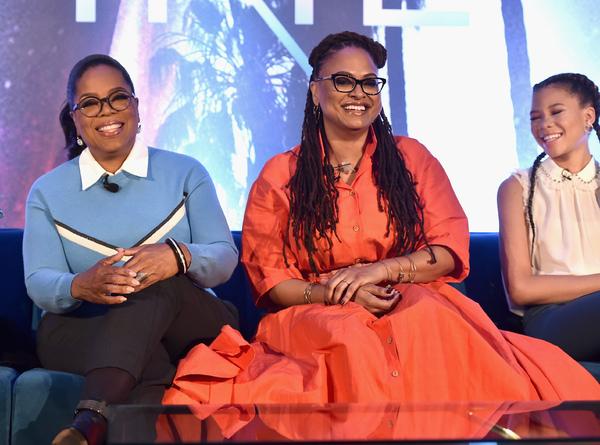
[1,0,599,231]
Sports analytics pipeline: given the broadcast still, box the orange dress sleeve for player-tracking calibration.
[241,149,303,307]
[242,134,470,307]
[396,136,470,281]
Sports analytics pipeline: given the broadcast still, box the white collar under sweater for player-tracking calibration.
[79,136,149,190]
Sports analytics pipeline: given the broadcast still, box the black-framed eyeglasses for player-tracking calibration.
[313,73,386,95]
[72,90,136,118]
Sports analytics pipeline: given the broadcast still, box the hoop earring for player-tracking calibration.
[137,123,142,134]
[76,136,84,146]
[313,105,321,124]
[585,122,594,134]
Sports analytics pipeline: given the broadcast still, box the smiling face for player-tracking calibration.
[70,64,139,170]
[530,85,595,167]
[310,46,382,139]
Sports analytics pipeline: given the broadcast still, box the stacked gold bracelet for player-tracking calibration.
[388,256,416,284]
[304,282,317,304]
[380,261,393,281]
[406,256,416,283]
[391,258,405,283]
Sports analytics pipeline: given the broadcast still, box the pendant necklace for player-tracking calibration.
[332,161,356,182]
[333,161,356,175]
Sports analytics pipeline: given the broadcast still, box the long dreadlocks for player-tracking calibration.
[284,31,434,274]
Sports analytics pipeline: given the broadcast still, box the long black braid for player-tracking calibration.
[284,31,433,274]
[527,73,600,260]
[526,151,547,260]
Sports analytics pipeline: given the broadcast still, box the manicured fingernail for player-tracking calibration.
[126,287,135,292]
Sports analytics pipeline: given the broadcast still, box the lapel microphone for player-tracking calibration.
[561,169,572,181]
[102,174,120,193]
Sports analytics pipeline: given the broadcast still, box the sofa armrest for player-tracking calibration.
[212,231,265,341]
[458,232,523,333]
[0,229,40,372]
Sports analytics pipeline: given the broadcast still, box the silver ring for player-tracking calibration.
[341,279,350,285]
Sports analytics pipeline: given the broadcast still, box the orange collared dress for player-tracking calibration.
[163,132,600,406]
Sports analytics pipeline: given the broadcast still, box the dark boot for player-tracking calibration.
[52,399,108,445]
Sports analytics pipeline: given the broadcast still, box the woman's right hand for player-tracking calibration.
[347,283,401,317]
[70,250,140,304]
[322,262,388,305]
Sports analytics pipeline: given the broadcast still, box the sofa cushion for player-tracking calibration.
[0,229,40,374]
[11,368,84,445]
[0,367,18,445]
[0,229,33,340]
[458,232,523,333]
[579,361,600,383]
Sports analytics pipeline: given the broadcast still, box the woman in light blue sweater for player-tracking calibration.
[23,54,239,445]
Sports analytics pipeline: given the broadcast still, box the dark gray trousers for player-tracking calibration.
[524,290,600,362]
[36,274,239,404]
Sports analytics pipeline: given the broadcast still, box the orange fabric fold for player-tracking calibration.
[163,132,600,437]
[164,283,600,406]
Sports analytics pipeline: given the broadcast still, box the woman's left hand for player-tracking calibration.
[119,243,180,290]
[322,262,388,305]
[351,283,402,317]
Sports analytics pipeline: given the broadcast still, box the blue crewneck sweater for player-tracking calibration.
[24,146,237,314]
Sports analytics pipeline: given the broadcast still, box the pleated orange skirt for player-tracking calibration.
[164,282,600,405]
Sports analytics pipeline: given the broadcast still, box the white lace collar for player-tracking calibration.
[538,156,599,189]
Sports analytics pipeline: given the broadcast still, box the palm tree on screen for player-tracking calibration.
[501,0,534,168]
[151,0,304,224]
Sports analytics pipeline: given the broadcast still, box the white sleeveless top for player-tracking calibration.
[508,156,600,315]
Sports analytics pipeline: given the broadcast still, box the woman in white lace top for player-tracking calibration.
[498,73,600,363]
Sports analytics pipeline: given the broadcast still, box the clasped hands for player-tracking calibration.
[321,261,401,317]
[70,243,180,305]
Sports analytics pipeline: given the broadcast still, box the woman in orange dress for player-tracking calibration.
[164,31,600,409]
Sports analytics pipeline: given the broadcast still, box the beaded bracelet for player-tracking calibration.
[304,282,317,304]
[406,256,417,283]
[391,257,405,283]
[165,237,188,275]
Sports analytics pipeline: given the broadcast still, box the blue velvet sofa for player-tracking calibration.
[0,229,597,444]
[0,228,262,445]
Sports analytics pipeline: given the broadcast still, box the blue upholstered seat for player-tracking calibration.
[0,367,18,445]
[11,369,84,444]
[455,233,600,383]
[1,228,598,444]
[0,228,262,444]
